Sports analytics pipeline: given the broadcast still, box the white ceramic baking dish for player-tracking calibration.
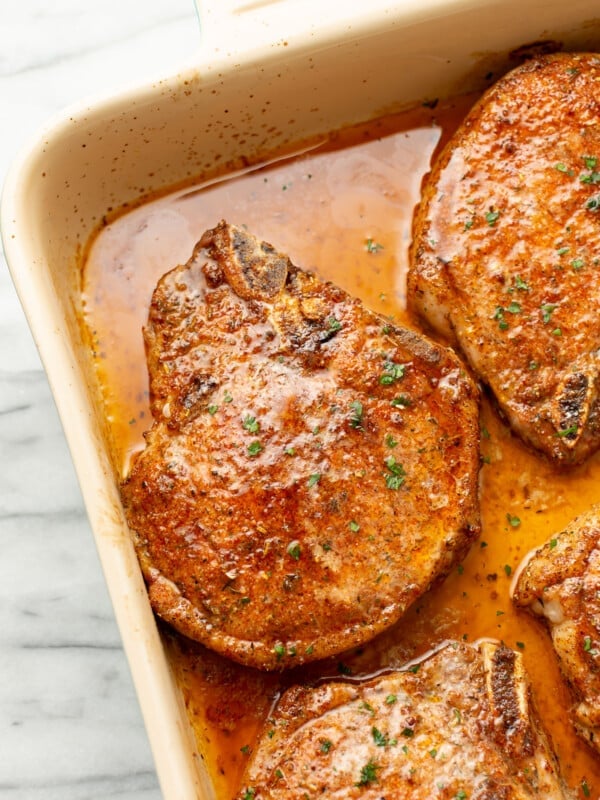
[3,0,600,796]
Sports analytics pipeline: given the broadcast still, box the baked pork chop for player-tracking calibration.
[512,506,600,752]
[121,221,480,670]
[408,53,600,465]
[236,641,571,799]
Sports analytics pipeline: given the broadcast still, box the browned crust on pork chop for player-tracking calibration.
[236,641,572,798]
[512,505,600,752]
[121,221,480,670]
[408,52,600,465]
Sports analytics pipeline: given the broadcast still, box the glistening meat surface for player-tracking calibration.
[121,221,480,670]
[236,641,572,799]
[408,53,600,464]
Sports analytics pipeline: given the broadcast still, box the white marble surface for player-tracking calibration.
[1,2,200,797]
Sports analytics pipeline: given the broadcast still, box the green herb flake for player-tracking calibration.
[242,789,256,800]
[529,361,539,370]
[504,564,512,577]
[349,400,363,429]
[380,361,406,385]
[401,727,414,738]
[555,424,578,438]
[582,779,591,798]
[506,513,521,528]
[242,415,260,434]
[586,194,600,212]
[557,246,570,256]
[349,520,360,533]
[506,301,521,314]
[485,209,500,226]
[284,446,296,456]
[555,162,573,175]
[240,744,251,755]
[464,217,474,230]
[453,708,462,724]
[552,328,562,337]
[273,643,286,660]
[516,641,525,649]
[247,440,263,457]
[385,434,398,448]
[223,391,233,403]
[408,664,421,674]
[328,316,342,332]
[391,395,411,408]
[429,748,437,758]
[372,727,389,747]
[355,760,379,787]
[208,404,219,415]
[320,739,333,754]
[366,239,384,253]
[338,661,352,676]
[512,274,530,291]
[584,636,593,652]
[384,456,406,490]
[541,303,557,324]
[275,769,283,779]
[287,541,301,560]
[572,258,585,270]
[305,644,314,655]
[308,473,321,488]
[456,791,468,800]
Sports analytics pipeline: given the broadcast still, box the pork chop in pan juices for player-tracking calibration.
[121,221,480,670]
[409,53,600,464]
[236,641,573,799]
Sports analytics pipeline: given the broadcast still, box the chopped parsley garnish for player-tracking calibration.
[307,473,321,488]
[485,209,500,226]
[380,361,406,385]
[529,361,539,370]
[284,446,296,456]
[572,258,585,270]
[372,727,388,747]
[384,456,406,490]
[240,744,251,755]
[557,246,570,256]
[456,791,468,800]
[493,306,509,330]
[401,727,414,738]
[506,513,521,528]
[242,415,260,434]
[349,400,363,429]
[273,643,286,660]
[366,238,384,253]
[356,760,379,787]
[584,636,593,652]
[207,404,219,415]
[223,391,233,403]
[506,301,521,314]
[287,541,301,560]
[504,564,512,577]
[541,303,557,324]
[549,538,558,549]
[349,520,360,533]
[242,789,256,800]
[554,162,573,175]
[586,194,600,212]
[385,694,397,705]
[391,395,411,408]
[511,274,530,291]
[385,433,398,448]
[247,440,263,457]
[328,316,342,332]
[582,779,591,798]
[320,739,333,753]
[464,217,474,230]
[555,424,578,438]
[516,641,525,649]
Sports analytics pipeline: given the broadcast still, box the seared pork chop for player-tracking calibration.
[512,506,600,752]
[236,641,571,799]
[408,53,600,464]
[121,221,480,670]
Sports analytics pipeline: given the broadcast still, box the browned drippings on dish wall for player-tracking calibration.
[83,94,600,799]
